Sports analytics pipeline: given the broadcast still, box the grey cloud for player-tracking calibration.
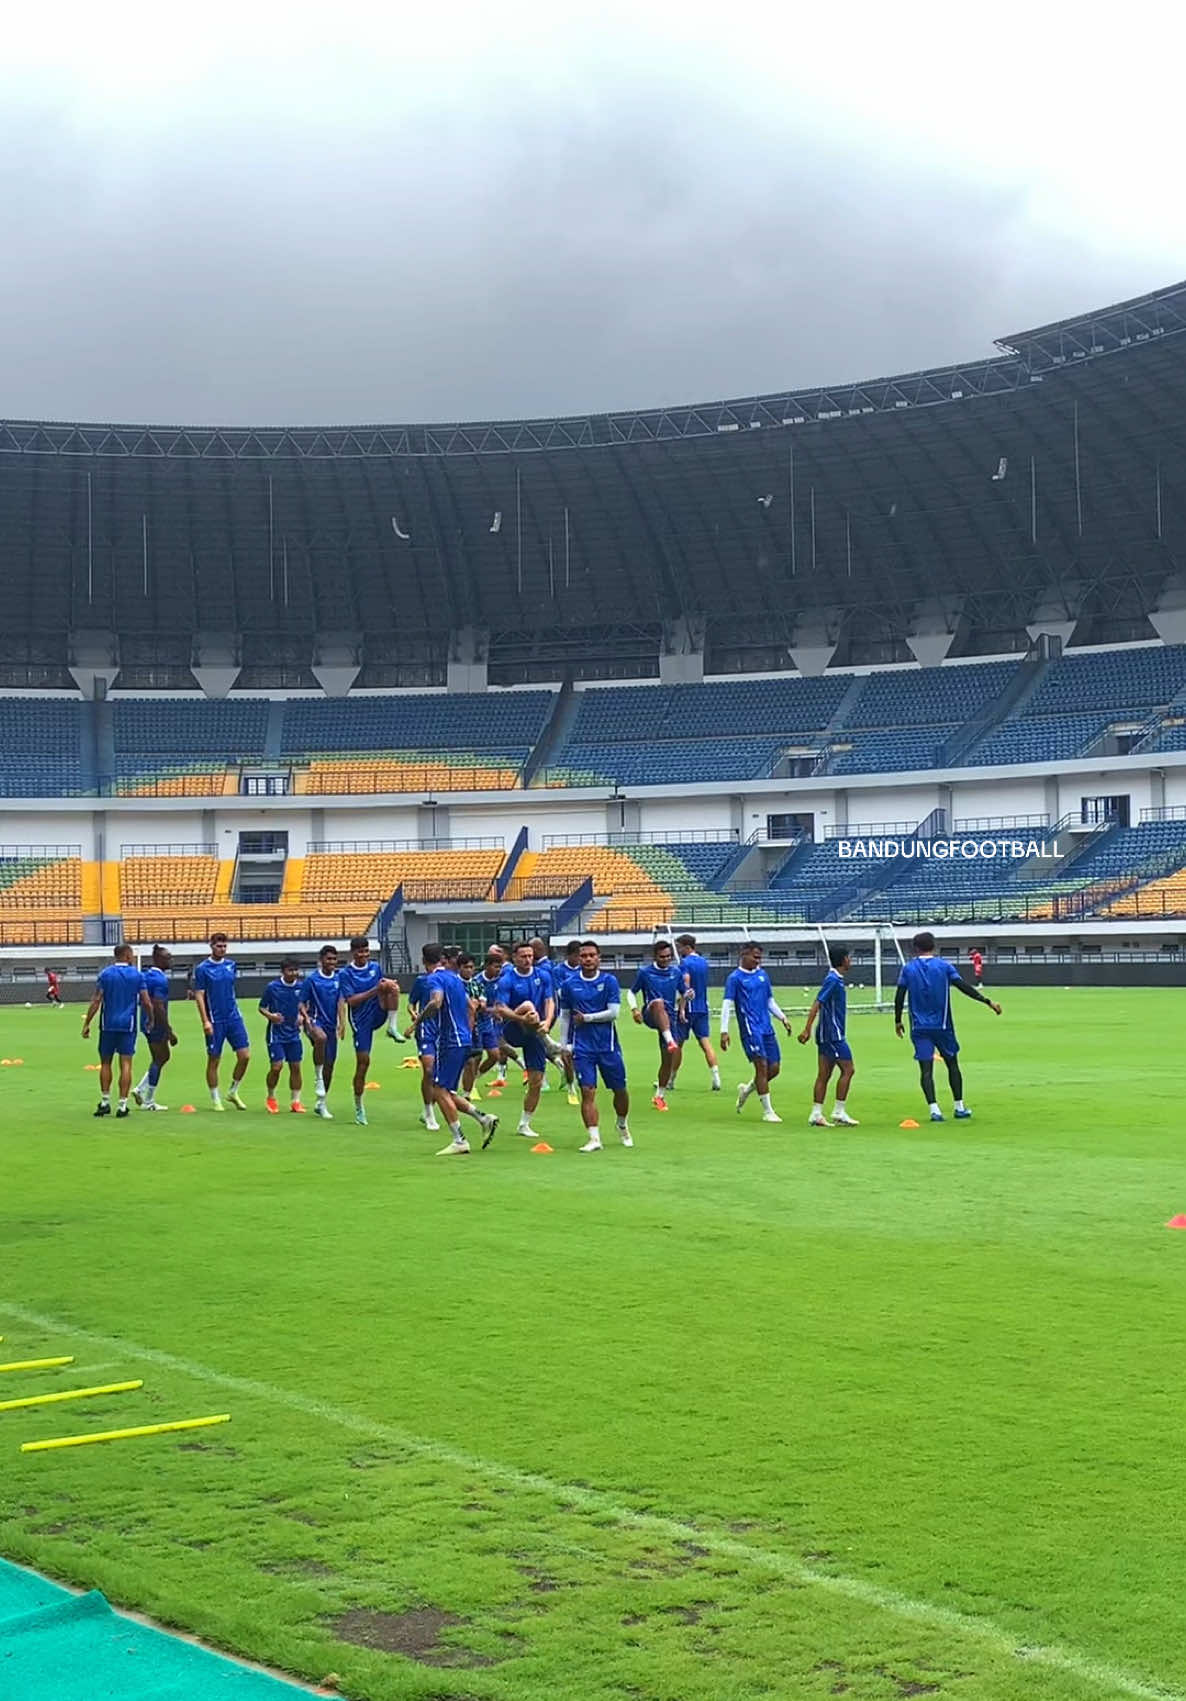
[0,80,1174,425]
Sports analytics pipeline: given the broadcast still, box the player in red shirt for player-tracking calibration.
[44,969,63,1007]
[969,948,984,987]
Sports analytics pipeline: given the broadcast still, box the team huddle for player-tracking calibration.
[81,928,1000,1135]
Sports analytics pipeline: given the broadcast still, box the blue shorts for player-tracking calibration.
[818,1039,853,1063]
[206,1013,250,1057]
[740,1028,781,1066]
[912,1025,959,1062]
[141,1025,170,1047]
[475,1017,501,1052]
[349,1003,384,1052]
[575,1050,627,1092]
[434,1043,469,1093]
[503,1023,548,1073]
[677,1010,710,1043]
[417,1021,440,1059]
[267,1035,303,1065]
[98,1030,136,1059]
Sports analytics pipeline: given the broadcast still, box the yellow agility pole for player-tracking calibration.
[22,1414,230,1453]
[0,1357,73,1374]
[0,1380,143,1414]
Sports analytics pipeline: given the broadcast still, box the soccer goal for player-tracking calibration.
[809,919,904,1015]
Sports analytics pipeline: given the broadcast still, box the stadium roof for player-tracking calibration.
[2,279,1184,683]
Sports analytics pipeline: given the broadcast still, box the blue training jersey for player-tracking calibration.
[193,956,240,1023]
[680,951,710,1015]
[141,965,170,1033]
[897,955,961,1032]
[430,968,473,1049]
[560,970,622,1056]
[552,960,580,995]
[410,971,439,1042]
[495,966,549,1029]
[300,970,341,1031]
[339,959,382,1007]
[97,962,145,1033]
[259,977,303,1042]
[632,963,684,1013]
[815,968,847,1046]
[532,959,557,1011]
[723,966,775,1038]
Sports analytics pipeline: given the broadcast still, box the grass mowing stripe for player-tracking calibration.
[2,1300,1178,1701]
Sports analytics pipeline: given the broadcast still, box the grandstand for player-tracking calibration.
[0,280,1184,963]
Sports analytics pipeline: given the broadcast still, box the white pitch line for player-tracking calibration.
[1,1301,1179,1701]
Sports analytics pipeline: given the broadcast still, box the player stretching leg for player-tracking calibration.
[492,940,565,1139]
[413,955,499,1155]
[627,940,684,1111]
[798,945,859,1126]
[405,944,444,1132]
[895,931,1001,1121]
[561,940,632,1151]
[675,934,721,1090]
[82,943,155,1119]
[259,957,306,1113]
[300,945,344,1120]
[339,934,401,1126]
[193,932,251,1110]
[133,944,178,1110]
[721,942,793,1123]
[549,939,584,1106]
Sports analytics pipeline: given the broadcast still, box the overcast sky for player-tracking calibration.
[2,0,1183,426]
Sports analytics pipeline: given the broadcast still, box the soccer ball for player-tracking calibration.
[24,1001,31,1007]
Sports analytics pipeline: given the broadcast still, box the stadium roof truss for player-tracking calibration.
[3,281,1183,460]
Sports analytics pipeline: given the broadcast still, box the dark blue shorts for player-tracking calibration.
[417,1021,439,1059]
[503,1023,547,1073]
[818,1039,853,1063]
[677,1010,710,1042]
[912,1025,959,1062]
[98,1030,136,1059]
[434,1043,469,1093]
[350,1004,384,1052]
[740,1028,781,1066]
[475,1017,501,1052]
[267,1035,303,1065]
[206,1013,250,1057]
[575,1050,627,1091]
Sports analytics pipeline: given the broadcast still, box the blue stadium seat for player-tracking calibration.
[1025,646,1186,715]
[0,700,83,796]
[113,698,270,756]
[281,691,554,755]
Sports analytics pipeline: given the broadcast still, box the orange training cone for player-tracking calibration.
[365,1081,380,1091]
[899,1118,920,1129]
[531,1142,553,1154]
[1166,1215,1186,1230]
[179,1104,197,1114]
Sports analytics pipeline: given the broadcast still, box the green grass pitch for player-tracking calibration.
[2,986,1185,1701]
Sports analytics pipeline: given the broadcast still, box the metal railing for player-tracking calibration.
[118,910,383,944]
[120,843,217,858]
[952,814,1050,832]
[823,820,918,839]
[1141,805,1186,822]
[541,829,739,847]
[0,844,83,859]
[308,837,504,853]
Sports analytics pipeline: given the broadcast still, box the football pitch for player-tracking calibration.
[2,985,1184,1701]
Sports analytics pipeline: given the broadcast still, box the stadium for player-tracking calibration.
[4,276,1186,1701]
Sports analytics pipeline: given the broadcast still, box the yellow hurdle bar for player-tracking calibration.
[0,1357,74,1374]
[0,1380,143,1413]
[21,1414,230,1453]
